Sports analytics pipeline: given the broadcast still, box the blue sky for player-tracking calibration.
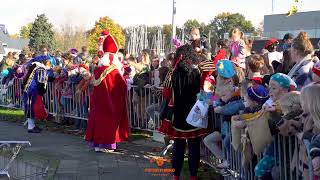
[1,0,320,34]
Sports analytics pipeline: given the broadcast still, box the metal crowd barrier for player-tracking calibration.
[0,78,315,180]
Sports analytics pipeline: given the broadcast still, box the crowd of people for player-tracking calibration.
[158,28,320,180]
[1,26,320,179]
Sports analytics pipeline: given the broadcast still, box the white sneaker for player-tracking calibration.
[94,147,115,153]
[147,119,155,129]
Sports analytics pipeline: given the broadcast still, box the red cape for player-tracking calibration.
[85,65,129,144]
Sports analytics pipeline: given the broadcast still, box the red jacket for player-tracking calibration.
[213,49,227,69]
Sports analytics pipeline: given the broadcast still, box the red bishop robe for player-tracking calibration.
[85,65,129,144]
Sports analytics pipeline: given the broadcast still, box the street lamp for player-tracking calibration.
[171,0,177,50]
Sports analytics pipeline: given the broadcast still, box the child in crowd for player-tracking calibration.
[277,91,303,136]
[264,38,283,73]
[254,73,297,179]
[300,85,320,179]
[232,81,269,128]
[247,54,269,86]
[230,80,269,178]
[204,60,245,169]
[229,28,246,69]
[213,39,230,69]
[189,27,210,53]
[276,91,314,179]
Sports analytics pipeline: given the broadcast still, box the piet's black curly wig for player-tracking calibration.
[173,43,208,73]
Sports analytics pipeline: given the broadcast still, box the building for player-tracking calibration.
[0,24,29,60]
[264,11,320,39]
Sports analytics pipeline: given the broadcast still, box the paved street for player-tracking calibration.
[0,121,171,180]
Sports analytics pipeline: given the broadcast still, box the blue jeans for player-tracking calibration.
[221,121,231,161]
[146,103,160,120]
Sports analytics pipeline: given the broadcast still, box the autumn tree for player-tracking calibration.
[19,23,33,39]
[9,34,19,39]
[87,16,125,55]
[253,21,264,37]
[210,12,255,38]
[29,14,56,51]
[55,24,88,52]
[162,24,172,51]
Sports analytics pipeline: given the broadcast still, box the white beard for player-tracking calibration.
[98,53,124,75]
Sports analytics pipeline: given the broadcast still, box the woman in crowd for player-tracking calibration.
[288,32,317,90]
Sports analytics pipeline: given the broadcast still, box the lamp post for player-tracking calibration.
[171,0,176,50]
[272,0,275,14]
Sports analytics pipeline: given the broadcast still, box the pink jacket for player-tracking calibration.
[230,40,246,69]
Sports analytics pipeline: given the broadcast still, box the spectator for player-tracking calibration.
[229,28,246,69]
[300,84,320,178]
[213,39,230,69]
[75,46,92,66]
[278,33,295,74]
[247,54,267,85]
[288,32,317,90]
[264,38,283,73]
[39,45,57,67]
[54,50,63,67]
[314,40,320,60]
[281,33,294,52]
[189,27,209,53]
[18,53,27,65]
[69,48,78,60]
[150,56,160,86]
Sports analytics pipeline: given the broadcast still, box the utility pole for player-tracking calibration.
[171,0,176,51]
[272,0,275,14]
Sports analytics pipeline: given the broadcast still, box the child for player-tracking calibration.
[189,27,209,53]
[214,82,245,168]
[277,91,303,136]
[204,60,244,169]
[213,39,230,69]
[247,54,268,86]
[300,85,320,179]
[229,28,246,69]
[215,59,238,87]
[276,91,314,179]
[254,73,297,179]
[231,80,269,177]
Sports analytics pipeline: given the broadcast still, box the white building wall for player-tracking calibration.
[264,29,320,39]
[3,47,21,55]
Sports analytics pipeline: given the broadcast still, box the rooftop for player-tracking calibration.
[0,30,29,51]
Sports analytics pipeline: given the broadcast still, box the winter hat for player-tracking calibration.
[312,61,320,78]
[270,73,297,92]
[30,55,50,63]
[264,38,279,49]
[69,48,78,57]
[216,60,235,78]
[247,85,269,104]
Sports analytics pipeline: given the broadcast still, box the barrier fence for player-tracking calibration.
[0,78,315,180]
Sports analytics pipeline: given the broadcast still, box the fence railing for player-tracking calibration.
[0,78,314,180]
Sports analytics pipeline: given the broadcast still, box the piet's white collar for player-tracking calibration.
[31,62,48,69]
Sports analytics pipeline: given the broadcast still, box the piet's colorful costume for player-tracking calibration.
[85,30,129,152]
[22,56,49,133]
[159,44,214,179]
